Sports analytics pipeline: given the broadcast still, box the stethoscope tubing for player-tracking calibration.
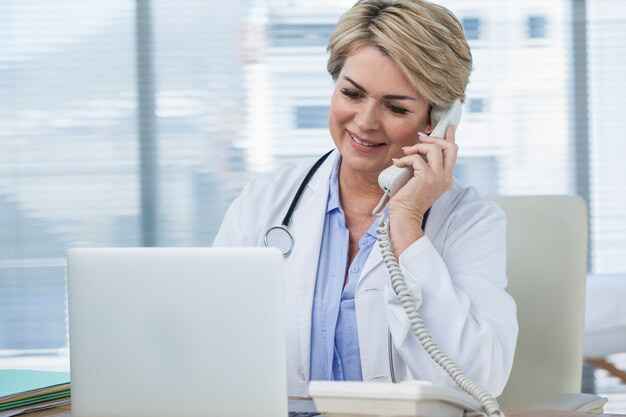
[279,150,334,228]
[263,148,430,257]
[264,150,334,256]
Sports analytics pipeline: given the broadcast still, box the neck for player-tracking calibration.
[338,163,385,216]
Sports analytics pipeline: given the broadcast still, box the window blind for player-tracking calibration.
[0,0,138,357]
[587,0,626,273]
[1,0,624,370]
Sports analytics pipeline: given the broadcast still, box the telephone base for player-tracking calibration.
[308,381,484,417]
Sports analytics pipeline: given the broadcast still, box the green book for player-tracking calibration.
[0,370,71,411]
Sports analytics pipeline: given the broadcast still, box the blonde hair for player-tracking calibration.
[327,0,472,107]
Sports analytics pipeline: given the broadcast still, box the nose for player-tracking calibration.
[354,100,380,132]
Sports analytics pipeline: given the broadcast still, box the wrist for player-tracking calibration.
[388,204,427,225]
[388,214,425,258]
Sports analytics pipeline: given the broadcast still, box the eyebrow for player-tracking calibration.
[343,76,418,101]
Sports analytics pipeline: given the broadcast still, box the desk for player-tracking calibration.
[26,404,626,417]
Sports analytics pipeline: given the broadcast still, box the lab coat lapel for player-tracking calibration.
[359,238,383,287]
[285,151,337,379]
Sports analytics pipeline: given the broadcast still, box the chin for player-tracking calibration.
[340,150,390,177]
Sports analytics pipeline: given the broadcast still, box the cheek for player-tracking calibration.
[328,94,347,144]
[387,115,430,146]
[329,93,352,124]
[387,121,420,147]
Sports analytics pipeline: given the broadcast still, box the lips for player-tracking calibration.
[347,130,384,148]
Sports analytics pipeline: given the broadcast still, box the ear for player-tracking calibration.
[423,105,434,134]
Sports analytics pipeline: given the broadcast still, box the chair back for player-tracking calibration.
[489,195,587,407]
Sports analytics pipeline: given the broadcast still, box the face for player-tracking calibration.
[328,45,432,180]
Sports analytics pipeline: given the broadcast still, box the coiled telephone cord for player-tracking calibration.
[374,206,504,417]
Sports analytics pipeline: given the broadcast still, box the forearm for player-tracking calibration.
[383,204,517,395]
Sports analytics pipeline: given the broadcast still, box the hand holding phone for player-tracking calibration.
[353,98,503,417]
[377,99,463,196]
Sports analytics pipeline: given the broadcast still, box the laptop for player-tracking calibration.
[67,247,311,417]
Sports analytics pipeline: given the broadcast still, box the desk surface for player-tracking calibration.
[26,404,626,417]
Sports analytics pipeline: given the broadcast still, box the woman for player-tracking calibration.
[214,0,517,398]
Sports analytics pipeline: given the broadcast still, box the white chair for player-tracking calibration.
[489,195,605,412]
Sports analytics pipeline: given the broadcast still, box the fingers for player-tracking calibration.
[445,124,456,144]
[415,125,456,144]
[389,126,458,212]
[403,134,457,175]
[422,125,456,142]
[415,130,458,177]
[398,143,444,175]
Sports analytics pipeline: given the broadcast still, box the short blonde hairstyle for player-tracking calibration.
[327,0,472,107]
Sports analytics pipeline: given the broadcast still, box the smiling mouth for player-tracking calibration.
[348,131,384,148]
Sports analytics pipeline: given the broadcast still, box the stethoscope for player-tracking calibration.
[264,149,431,257]
[263,150,334,256]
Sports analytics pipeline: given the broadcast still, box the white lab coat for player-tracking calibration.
[213,150,517,398]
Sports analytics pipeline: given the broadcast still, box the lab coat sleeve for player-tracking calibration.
[212,182,256,247]
[384,195,517,396]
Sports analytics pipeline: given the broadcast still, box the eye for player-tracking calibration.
[340,88,362,100]
[385,103,409,115]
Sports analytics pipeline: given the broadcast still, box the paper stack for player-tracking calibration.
[0,370,70,417]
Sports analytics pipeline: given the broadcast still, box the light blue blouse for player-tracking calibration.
[309,157,381,381]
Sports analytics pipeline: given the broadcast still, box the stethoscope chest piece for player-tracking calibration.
[264,226,294,257]
[262,149,333,258]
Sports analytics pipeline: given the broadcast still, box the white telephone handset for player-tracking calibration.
[309,98,504,417]
[378,99,463,196]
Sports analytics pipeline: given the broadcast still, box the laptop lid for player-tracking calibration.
[67,247,287,417]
